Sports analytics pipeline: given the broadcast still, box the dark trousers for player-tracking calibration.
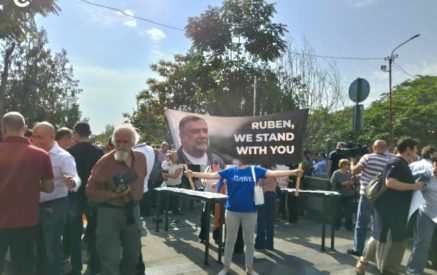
[0,226,37,275]
[63,197,83,275]
[83,202,101,274]
[255,191,276,249]
[288,194,299,223]
[335,196,354,230]
[139,192,152,216]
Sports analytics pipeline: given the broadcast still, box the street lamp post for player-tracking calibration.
[384,34,420,145]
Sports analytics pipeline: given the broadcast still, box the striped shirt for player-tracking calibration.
[357,153,389,194]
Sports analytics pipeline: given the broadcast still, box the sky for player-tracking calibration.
[33,0,437,134]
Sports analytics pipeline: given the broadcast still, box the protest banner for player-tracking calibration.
[165,109,308,166]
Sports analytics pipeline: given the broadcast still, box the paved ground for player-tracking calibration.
[139,207,437,275]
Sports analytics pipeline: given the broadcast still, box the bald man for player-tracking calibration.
[347,140,389,256]
[32,122,81,275]
[0,112,54,275]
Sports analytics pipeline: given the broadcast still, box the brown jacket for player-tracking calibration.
[86,150,146,206]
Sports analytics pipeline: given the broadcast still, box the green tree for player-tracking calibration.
[94,124,114,147]
[128,0,290,142]
[2,27,82,129]
[362,75,437,146]
[0,0,60,117]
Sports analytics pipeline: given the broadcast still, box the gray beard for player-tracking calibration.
[114,150,129,162]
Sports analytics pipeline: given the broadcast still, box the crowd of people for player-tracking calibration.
[1,111,436,275]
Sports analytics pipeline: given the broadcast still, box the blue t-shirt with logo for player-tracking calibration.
[218,165,267,212]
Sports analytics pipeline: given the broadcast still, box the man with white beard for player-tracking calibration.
[86,124,147,275]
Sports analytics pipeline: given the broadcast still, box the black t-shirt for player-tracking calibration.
[373,156,414,241]
[328,150,342,176]
[67,142,104,199]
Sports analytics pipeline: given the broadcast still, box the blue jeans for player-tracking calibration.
[407,209,437,273]
[255,191,276,249]
[353,195,374,253]
[37,197,68,275]
[64,197,83,275]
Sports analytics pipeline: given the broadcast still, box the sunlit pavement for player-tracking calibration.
[136,209,436,275]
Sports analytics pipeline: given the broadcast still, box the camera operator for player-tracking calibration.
[327,142,346,177]
[86,124,146,275]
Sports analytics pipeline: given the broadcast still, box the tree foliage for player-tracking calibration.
[128,0,291,143]
[0,0,60,119]
[0,0,59,40]
[361,76,437,146]
[307,76,437,152]
[1,27,82,129]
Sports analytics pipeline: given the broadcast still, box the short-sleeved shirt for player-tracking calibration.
[330,170,354,197]
[0,136,53,228]
[410,159,437,223]
[133,143,156,193]
[373,156,414,242]
[356,153,389,194]
[328,150,342,176]
[165,163,184,186]
[67,142,104,200]
[218,165,267,212]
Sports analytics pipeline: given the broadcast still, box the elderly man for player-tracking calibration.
[32,121,81,275]
[0,112,54,275]
[177,115,223,167]
[86,124,146,275]
[348,140,389,256]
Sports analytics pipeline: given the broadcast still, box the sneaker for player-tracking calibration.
[347,249,362,257]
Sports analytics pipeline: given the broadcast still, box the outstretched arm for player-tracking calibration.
[266,169,303,178]
[185,169,221,180]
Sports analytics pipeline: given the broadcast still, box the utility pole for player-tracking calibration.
[253,76,257,116]
[382,34,420,145]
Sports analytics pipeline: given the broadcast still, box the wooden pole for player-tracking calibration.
[184,164,196,190]
[294,162,303,196]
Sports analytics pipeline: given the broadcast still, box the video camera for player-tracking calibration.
[113,170,137,193]
[336,142,368,158]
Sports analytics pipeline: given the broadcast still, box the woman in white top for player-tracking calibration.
[162,151,184,214]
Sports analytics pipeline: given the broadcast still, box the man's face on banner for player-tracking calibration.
[180,119,209,157]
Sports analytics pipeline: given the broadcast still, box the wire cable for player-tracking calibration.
[290,51,384,61]
[79,0,185,32]
[392,62,416,78]
[80,0,386,61]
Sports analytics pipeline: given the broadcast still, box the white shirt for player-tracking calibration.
[410,159,437,223]
[182,148,208,166]
[133,144,155,193]
[40,142,81,203]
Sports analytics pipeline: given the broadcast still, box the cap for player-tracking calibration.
[74,122,91,136]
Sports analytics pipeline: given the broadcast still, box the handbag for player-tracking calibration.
[251,166,264,205]
[364,172,385,202]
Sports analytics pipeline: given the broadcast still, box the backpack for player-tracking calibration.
[364,172,386,202]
